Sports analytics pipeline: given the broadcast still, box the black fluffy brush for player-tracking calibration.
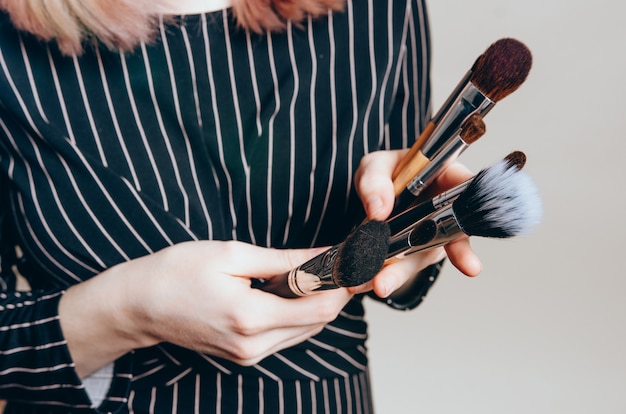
[254,220,390,298]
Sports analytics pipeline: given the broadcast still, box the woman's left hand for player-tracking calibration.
[351,149,482,298]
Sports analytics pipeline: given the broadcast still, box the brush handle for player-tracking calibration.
[251,273,300,298]
[392,121,435,182]
[252,246,340,298]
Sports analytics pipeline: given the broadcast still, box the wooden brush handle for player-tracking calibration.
[392,121,435,183]
[392,150,429,197]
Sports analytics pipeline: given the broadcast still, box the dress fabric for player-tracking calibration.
[0,0,431,411]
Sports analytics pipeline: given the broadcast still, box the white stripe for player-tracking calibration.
[245,31,263,137]
[362,0,378,154]
[216,372,222,413]
[306,338,367,370]
[271,353,320,381]
[304,16,318,225]
[176,20,214,238]
[95,46,142,189]
[345,0,360,206]
[172,377,191,411]
[202,14,239,240]
[323,324,368,339]
[0,48,45,138]
[72,55,108,165]
[237,375,243,414]
[131,364,166,382]
[119,50,168,209]
[0,363,72,376]
[18,35,49,124]
[265,33,281,247]
[194,374,201,414]
[157,21,194,224]
[416,0,430,123]
[311,11,339,246]
[46,48,76,144]
[281,21,300,245]
[223,12,255,245]
[305,350,350,378]
[166,367,192,387]
[376,0,397,149]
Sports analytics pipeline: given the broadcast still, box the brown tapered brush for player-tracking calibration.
[392,38,532,193]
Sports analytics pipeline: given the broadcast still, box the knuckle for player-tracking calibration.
[228,341,263,365]
[228,309,260,336]
[315,298,342,323]
[216,240,242,261]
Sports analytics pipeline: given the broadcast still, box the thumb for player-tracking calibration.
[355,150,405,220]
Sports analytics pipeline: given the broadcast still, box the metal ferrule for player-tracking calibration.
[421,81,494,160]
[387,176,471,240]
[431,178,470,209]
[290,245,341,295]
[387,231,414,258]
[394,207,465,257]
[406,138,469,197]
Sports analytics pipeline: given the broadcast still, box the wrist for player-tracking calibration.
[58,263,159,378]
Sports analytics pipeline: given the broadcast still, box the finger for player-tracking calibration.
[355,150,407,220]
[444,236,482,277]
[429,162,475,195]
[238,287,353,333]
[210,241,328,279]
[221,323,328,366]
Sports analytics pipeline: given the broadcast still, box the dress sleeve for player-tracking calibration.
[0,175,96,410]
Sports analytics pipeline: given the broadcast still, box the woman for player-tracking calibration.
[0,0,480,412]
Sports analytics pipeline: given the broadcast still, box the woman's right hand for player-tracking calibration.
[59,241,352,378]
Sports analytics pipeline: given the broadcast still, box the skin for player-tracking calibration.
[58,149,481,379]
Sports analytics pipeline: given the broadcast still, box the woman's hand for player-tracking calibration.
[59,241,352,378]
[351,149,482,298]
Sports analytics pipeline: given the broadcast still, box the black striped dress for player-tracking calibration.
[0,0,431,411]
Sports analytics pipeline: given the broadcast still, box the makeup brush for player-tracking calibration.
[253,220,390,298]
[394,114,486,212]
[387,150,527,240]
[387,155,542,259]
[392,38,533,195]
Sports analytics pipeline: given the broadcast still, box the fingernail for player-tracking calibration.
[382,279,396,298]
[367,196,384,217]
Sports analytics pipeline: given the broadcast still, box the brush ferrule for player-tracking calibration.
[288,246,340,295]
[422,82,494,160]
[387,177,471,239]
[387,232,414,258]
[431,179,470,209]
[406,138,469,196]
[396,208,464,256]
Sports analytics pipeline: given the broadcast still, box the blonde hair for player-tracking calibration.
[0,0,346,56]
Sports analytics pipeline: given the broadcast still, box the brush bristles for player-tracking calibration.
[452,158,542,238]
[333,220,390,287]
[471,38,533,102]
[504,150,527,170]
[459,114,486,145]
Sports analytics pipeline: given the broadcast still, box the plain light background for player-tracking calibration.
[365,0,626,413]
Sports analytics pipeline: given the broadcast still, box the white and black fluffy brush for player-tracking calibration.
[387,156,542,258]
